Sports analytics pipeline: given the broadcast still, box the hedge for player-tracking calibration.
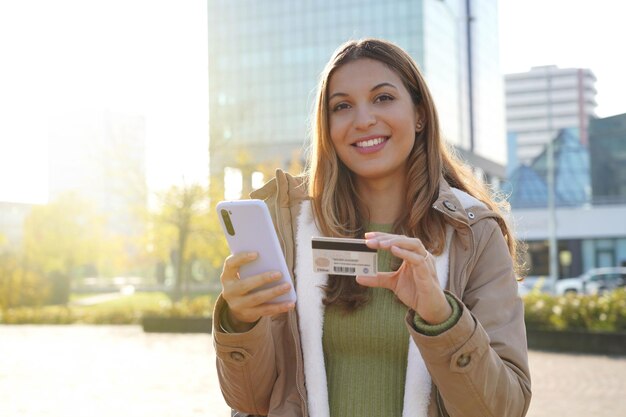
[3,288,626,333]
[0,295,213,325]
[523,288,626,332]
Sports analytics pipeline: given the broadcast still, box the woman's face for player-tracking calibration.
[327,58,421,183]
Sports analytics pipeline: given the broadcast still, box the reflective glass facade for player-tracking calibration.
[208,0,506,175]
[503,128,590,208]
[589,113,626,203]
[507,118,626,278]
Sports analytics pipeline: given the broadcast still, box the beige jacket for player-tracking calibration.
[213,170,531,417]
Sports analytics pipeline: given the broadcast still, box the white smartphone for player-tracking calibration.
[216,199,296,304]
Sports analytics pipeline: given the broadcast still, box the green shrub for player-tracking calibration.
[523,292,558,330]
[523,288,626,332]
[0,292,215,325]
[1,305,75,324]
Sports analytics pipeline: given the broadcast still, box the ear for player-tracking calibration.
[414,105,426,132]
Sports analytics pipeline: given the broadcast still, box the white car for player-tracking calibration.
[518,276,550,296]
[554,267,626,295]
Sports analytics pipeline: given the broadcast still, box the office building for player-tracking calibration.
[588,112,626,203]
[504,127,626,278]
[503,129,590,209]
[207,0,507,189]
[505,65,597,165]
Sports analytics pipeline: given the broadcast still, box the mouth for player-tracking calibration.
[352,136,389,149]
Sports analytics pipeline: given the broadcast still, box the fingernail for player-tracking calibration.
[248,252,257,258]
[271,272,281,278]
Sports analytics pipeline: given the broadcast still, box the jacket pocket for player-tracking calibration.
[215,344,254,366]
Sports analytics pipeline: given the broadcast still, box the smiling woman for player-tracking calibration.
[212,38,532,417]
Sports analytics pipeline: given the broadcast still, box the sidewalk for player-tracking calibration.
[525,350,626,416]
[210,349,626,416]
[1,326,622,417]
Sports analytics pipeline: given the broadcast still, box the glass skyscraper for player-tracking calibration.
[208,0,506,183]
[589,113,626,203]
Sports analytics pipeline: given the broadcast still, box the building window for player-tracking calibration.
[224,167,243,200]
[251,171,265,190]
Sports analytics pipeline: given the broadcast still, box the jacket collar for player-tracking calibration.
[433,177,499,228]
[250,168,309,206]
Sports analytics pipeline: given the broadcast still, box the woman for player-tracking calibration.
[214,38,531,417]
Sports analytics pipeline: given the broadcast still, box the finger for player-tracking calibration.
[364,231,394,239]
[235,271,283,295]
[376,236,428,255]
[221,252,257,283]
[232,281,294,310]
[356,271,397,289]
[365,233,400,249]
[364,231,399,243]
[390,245,431,269]
[238,301,296,321]
[223,271,284,301]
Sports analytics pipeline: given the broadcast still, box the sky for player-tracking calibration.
[0,0,209,204]
[0,0,624,205]
[499,0,625,117]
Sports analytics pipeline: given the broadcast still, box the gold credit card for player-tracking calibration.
[311,237,377,276]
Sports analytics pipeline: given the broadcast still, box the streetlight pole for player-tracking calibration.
[546,69,559,293]
[437,0,467,150]
[464,0,475,152]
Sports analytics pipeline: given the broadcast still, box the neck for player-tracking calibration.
[356,175,406,224]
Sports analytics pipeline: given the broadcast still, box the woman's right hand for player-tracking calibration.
[220,251,295,332]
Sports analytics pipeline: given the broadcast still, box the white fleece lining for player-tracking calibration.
[295,201,331,417]
[295,190,481,417]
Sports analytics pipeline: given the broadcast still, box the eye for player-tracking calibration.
[332,102,351,112]
[374,94,395,103]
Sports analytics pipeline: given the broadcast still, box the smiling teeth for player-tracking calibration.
[355,137,386,148]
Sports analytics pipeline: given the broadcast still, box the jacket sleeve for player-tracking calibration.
[212,294,277,415]
[406,219,532,417]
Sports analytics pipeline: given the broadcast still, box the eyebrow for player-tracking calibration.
[328,82,399,101]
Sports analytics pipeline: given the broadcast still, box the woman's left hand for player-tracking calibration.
[356,231,452,324]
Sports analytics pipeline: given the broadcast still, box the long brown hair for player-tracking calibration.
[306,39,520,310]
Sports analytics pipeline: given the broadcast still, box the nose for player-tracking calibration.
[354,105,376,130]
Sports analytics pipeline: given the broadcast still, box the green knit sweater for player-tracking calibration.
[322,224,408,417]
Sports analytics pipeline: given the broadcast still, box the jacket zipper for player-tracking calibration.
[290,311,308,417]
[435,386,450,417]
[432,203,476,417]
[432,204,475,289]
[273,189,308,417]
